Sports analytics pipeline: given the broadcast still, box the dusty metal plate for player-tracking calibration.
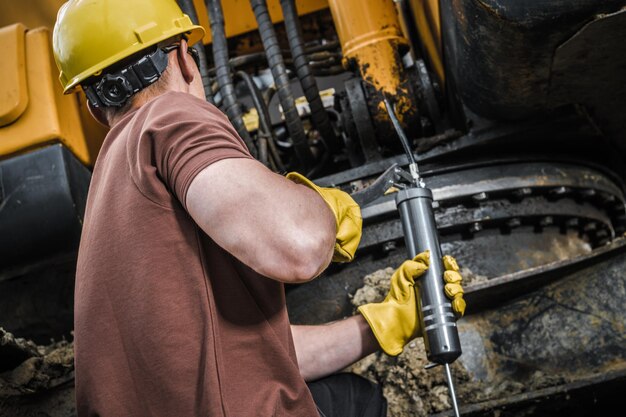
[463,237,626,313]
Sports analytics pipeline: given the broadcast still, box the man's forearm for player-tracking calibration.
[291,315,379,381]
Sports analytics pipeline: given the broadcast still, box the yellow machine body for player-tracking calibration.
[0,0,441,163]
[0,24,29,127]
[0,0,329,45]
[408,0,444,85]
[192,0,329,44]
[0,23,105,165]
[328,0,411,117]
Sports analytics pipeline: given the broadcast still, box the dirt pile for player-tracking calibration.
[0,328,74,397]
[350,265,488,309]
[347,267,566,417]
[348,340,472,417]
[349,269,470,416]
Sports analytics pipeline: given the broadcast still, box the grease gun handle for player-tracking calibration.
[395,187,462,364]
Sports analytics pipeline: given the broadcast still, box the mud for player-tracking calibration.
[348,268,567,417]
[0,328,74,397]
[347,340,472,416]
[350,265,488,308]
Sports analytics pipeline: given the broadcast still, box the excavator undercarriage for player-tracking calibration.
[1,1,625,416]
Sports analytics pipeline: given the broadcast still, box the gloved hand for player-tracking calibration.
[286,172,362,262]
[358,251,466,356]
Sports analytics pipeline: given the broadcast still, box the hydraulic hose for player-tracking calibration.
[280,0,339,152]
[249,0,314,171]
[206,0,258,157]
[175,0,214,104]
[235,71,286,172]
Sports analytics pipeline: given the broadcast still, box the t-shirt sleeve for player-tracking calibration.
[137,94,253,208]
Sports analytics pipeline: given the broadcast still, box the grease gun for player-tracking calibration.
[384,97,462,417]
[352,99,463,417]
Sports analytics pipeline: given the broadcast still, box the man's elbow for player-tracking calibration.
[285,230,334,284]
[290,259,326,284]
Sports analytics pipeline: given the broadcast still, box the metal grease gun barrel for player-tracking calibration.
[395,187,462,364]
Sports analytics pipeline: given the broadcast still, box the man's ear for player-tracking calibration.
[87,99,110,128]
[177,39,195,85]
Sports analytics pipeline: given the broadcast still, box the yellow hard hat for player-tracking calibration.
[52,0,205,93]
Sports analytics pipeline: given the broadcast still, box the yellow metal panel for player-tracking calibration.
[0,0,328,45]
[409,0,444,86]
[0,24,29,126]
[192,0,329,44]
[0,26,99,165]
[0,0,66,29]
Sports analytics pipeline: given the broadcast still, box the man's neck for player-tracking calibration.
[107,91,162,128]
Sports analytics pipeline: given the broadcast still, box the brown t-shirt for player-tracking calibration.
[75,92,318,417]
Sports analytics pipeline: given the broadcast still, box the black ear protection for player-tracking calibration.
[84,47,170,108]
[83,41,200,108]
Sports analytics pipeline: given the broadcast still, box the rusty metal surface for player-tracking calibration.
[356,159,626,215]
[463,247,626,380]
[431,369,626,417]
[464,237,626,313]
[329,0,420,151]
[448,246,626,415]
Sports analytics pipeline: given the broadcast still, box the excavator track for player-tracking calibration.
[287,154,626,321]
[355,160,625,252]
[436,239,626,416]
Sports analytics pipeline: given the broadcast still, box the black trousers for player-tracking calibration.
[307,373,387,417]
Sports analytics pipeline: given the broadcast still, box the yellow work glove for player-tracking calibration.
[358,251,466,356]
[286,172,362,262]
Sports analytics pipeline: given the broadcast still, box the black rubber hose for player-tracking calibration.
[206,0,258,157]
[176,0,214,104]
[249,0,314,171]
[280,0,339,152]
[235,71,286,172]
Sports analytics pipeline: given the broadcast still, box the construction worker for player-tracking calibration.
[52,0,465,416]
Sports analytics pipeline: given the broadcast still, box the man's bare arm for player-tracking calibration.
[291,315,380,381]
[186,158,335,283]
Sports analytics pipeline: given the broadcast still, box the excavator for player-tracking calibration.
[1,0,625,415]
